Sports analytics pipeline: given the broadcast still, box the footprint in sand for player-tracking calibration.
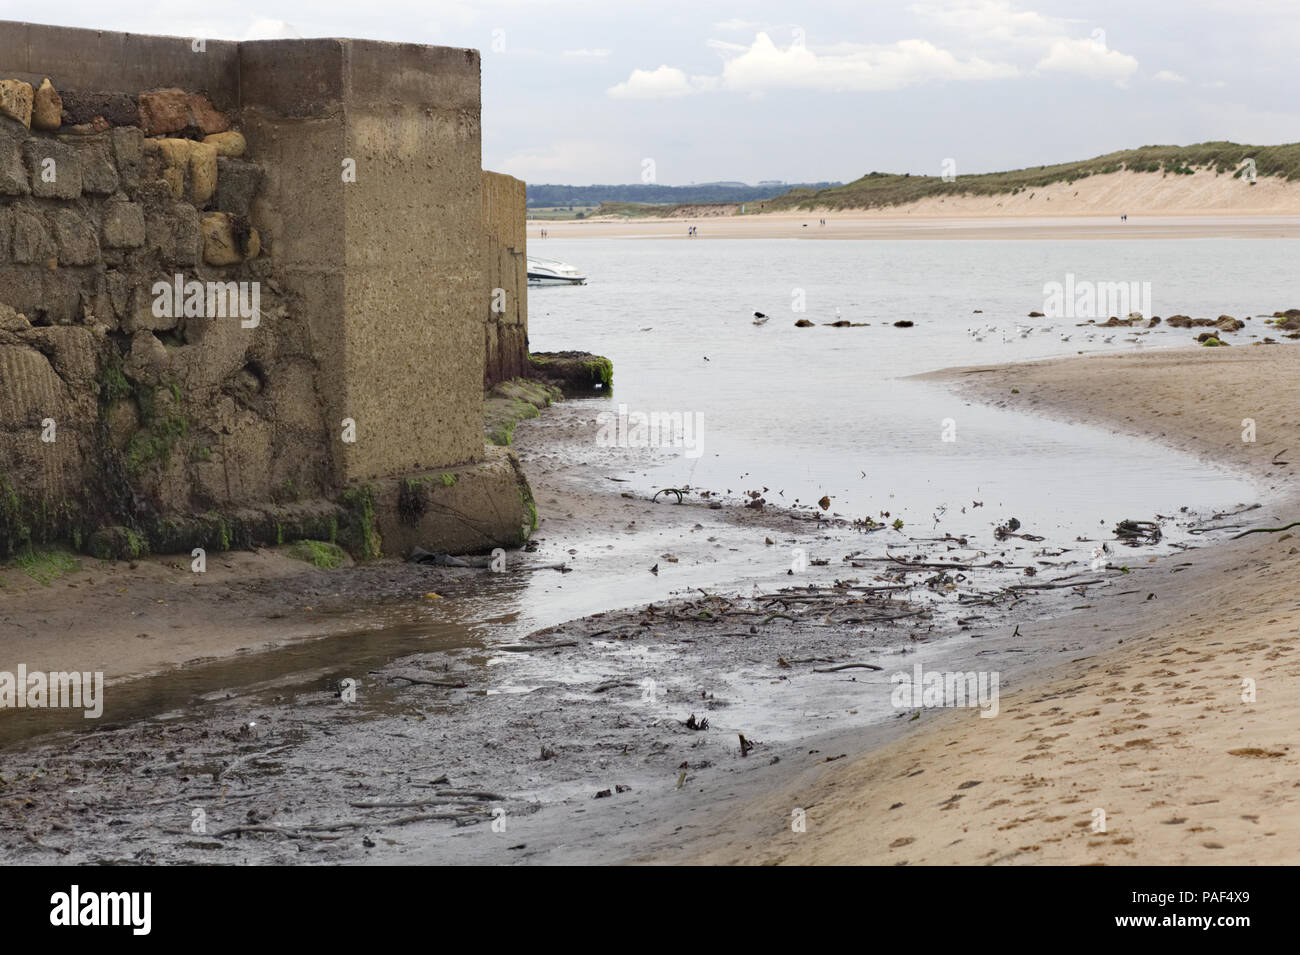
[1227,747,1287,757]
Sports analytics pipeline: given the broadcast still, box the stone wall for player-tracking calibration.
[0,22,534,558]
[482,170,528,388]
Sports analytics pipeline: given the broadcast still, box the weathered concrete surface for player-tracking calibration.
[0,22,240,108]
[372,445,536,556]
[482,170,528,388]
[241,38,486,483]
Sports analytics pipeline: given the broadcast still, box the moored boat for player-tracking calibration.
[527,256,587,285]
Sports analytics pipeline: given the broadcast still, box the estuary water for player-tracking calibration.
[528,236,1294,538]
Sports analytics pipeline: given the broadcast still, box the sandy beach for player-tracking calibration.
[671,345,1300,865]
[534,213,1300,241]
[535,169,1300,241]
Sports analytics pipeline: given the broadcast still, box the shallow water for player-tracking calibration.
[529,237,1290,536]
[3,237,1288,748]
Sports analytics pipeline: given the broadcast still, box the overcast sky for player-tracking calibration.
[5,1,1297,185]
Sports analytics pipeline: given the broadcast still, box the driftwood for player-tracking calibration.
[813,663,883,673]
[1232,521,1300,540]
[1009,577,1105,590]
[496,642,579,652]
[383,670,469,688]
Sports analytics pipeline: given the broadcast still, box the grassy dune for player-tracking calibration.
[763,141,1300,212]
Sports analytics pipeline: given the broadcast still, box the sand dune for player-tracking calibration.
[538,170,1300,240]
[831,169,1300,218]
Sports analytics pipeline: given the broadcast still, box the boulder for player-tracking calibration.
[0,79,34,128]
[31,78,62,131]
[187,94,230,136]
[145,138,219,204]
[201,212,259,265]
[204,131,246,157]
[138,88,191,136]
[138,88,230,137]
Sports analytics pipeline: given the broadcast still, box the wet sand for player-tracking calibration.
[667,345,1300,864]
[533,213,1300,241]
[0,372,1286,864]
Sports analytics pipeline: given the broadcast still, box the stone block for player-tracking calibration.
[0,116,31,195]
[10,208,54,264]
[23,138,81,199]
[60,91,139,127]
[52,208,99,266]
[214,157,262,215]
[101,201,146,248]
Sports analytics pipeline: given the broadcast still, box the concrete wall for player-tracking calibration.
[237,38,487,482]
[482,170,528,388]
[0,22,532,558]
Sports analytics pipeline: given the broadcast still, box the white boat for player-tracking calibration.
[527,256,587,285]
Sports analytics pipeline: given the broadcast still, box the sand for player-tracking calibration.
[674,345,1300,865]
[534,213,1300,242]
[533,170,1300,241]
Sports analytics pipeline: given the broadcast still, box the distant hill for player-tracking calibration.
[763,142,1300,211]
[527,181,841,207]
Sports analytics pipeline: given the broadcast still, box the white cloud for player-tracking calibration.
[910,0,1055,41]
[1153,69,1187,83]
[494,139,628,182]
[608,65,701,99]
[609,32,1018,98]
[1035,37,1139,86]
[724,33,1018,92]
[244,18,303,39]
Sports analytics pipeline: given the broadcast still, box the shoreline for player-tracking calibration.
[1,347,1293,864]
[663,345,1300,865]
[530,213,1300,241]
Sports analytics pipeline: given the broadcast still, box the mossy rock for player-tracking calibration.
[286,539,348,569]
[88,525,150,560]
[526,351,613,395]
[12,547,80,586]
